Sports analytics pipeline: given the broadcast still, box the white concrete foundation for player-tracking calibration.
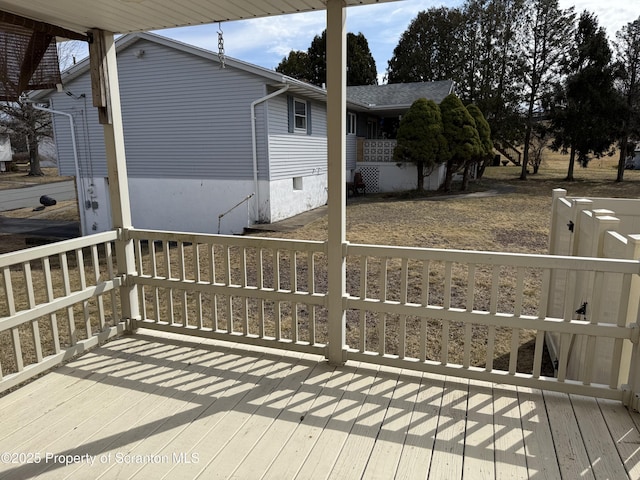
[80,176,262,235]
[268,173,328,223]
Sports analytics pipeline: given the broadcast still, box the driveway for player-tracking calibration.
[0,180,79,240]
[0,179,76,212]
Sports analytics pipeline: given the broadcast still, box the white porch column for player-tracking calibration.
[89,29,139,330]
[326,0,347,365]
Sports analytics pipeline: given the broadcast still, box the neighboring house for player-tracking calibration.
[0,134,11,172]
[33,32,453,235]
[625,148,640,170]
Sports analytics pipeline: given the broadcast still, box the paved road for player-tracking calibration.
[0,216,80,240]
[0,180,80,240]
[0,179,76,212]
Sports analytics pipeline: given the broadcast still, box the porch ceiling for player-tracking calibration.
[0,0,399,37]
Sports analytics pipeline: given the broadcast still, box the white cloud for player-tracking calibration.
[155,0,639,76]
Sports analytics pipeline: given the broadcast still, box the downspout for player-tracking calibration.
[250,84,289,223]
[32,103,87,236]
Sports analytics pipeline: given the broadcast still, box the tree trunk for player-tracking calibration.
[520,122,532,180]
[616,137,627,182]
[565,146,576,181]
[417,160,424,191]
[461,162,471,191]
[27,137,43,176]
[444,160,454,192]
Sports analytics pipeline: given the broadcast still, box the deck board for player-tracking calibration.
[0,330,639,480]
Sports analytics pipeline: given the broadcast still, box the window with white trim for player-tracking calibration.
[347,112,356,135]
[294,98,307,132]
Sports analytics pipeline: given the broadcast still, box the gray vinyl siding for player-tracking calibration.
[267,94,328,181]
[346,135,357,172]
[50,38,269,180]
[267,94,327,137]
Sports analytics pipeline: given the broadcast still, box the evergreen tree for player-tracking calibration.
[275,51,310,83]
[393,98,447,190]
[440,94,482,191]
[549,11,621,180]
[466,104,493,181]
[613,16,640,182]
[278,31,377,87]
[519,0,575,180]
[386,8,466,84]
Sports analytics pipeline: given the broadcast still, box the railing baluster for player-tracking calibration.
[486,266,500,372]
[444,261,452,309]
[92,244,106,329]
[609,271,631,388]
[533,268,552,378]
[273,248,281,339]
[163,241,174,325]
[509,329,519,375]
[308,251,315,345]
[241,247,248,335]
[23,262,42,363]
[509,267,526,375]
[582,271,603,385]
[209,244,218,331]
[42,257,60,354]
[134,239,146,322]
[76,248,91,338]
[224,245,233,333]
[178,242,188,327]
[149,240,159,322]
[379,257,388,355]
[359,255,367,353]
[441,261,453,365]
[381,257,388,302]
[399,257,408,359]
[419,260,429,362]
[290,250,298,342]
[106,240,118,321]
[3,266,23,372]
[463,264,476,369]
[60,252,76,345]
[257,248,265,338]
[194,243,203,329]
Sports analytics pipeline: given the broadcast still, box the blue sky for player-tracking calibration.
[72,0,640,82]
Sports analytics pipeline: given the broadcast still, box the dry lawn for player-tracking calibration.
[0,167,71,190]
[3,149,640,380]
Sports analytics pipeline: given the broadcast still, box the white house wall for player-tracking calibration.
[50,37,270,182]
[356,162,446,192]
[80,175,260,235]
[268,173,328,222]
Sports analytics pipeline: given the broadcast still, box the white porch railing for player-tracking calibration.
[0,231,123,392]
[3,227,640,408]
[128,229,328,356]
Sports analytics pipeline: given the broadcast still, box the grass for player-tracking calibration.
[2,149,639,381]
[0,166,72,190]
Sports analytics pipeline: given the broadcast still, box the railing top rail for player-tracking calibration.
[0,231,118,268]
[127,228,327,252]
[347,242,640,274]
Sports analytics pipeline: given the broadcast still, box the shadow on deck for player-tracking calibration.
[1,330,640,479]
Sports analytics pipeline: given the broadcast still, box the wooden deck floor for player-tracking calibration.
[1,331,640,479]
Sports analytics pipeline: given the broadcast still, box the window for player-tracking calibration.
[294,99,307,132]
[288,96,311,135]
[293,176,303,190]
[347,112,356,135]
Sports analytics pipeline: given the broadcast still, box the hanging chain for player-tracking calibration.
[218,23,226,68]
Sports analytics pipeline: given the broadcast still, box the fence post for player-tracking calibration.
[325,0,348,366]
[548,189,566,255]
[89,29,139,332]
[623,235,640,410]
